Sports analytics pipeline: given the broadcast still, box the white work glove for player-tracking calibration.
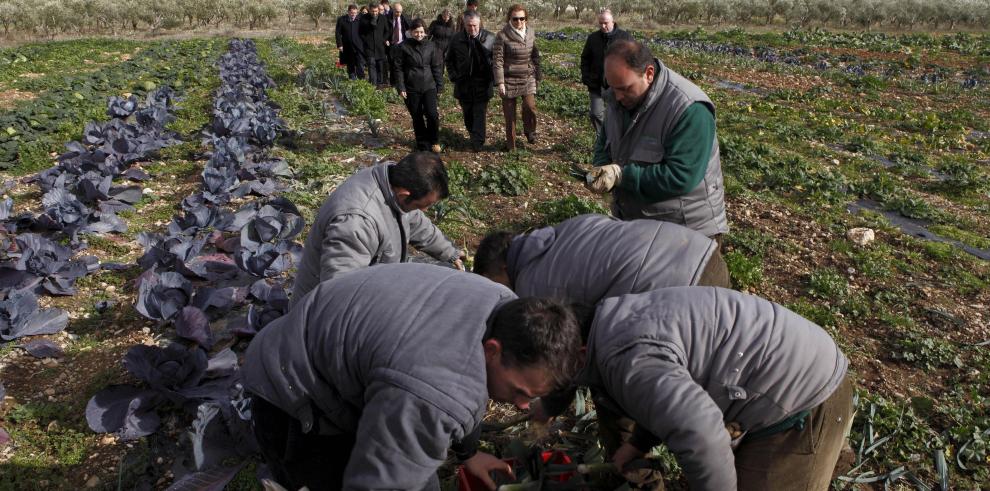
[585,164,622,193]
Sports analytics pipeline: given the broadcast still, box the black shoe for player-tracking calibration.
[526,134,537,144]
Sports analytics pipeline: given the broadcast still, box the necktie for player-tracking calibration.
[392,16,401,44]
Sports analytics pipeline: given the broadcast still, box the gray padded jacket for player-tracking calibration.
[506,214,717,304]
[602,59,729,237]
[290,163,460,306]
[586,287,848,490]
[243,263,516,490]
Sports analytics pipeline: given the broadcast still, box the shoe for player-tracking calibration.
[471,142,482,153]
[526,134,537,144]
[430,144,441,153]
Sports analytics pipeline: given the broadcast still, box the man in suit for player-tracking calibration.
[334,4,365,80]
[383,2,410,86]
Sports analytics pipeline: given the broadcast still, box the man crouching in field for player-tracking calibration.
[243,263,583,490]
[531,287,854,491]
[473,213,730,305]
[291,151,464,307]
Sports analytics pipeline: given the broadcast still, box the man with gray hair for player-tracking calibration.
[580,9,632,135]
[446,9,495,152]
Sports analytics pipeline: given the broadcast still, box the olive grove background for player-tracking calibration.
[1,0,988,41]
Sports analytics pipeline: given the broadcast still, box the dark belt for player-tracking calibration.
[742,409,811,443]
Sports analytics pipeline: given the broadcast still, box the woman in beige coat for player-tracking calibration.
[492,4,541,151]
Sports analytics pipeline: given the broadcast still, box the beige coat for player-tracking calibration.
[492,24,541,98]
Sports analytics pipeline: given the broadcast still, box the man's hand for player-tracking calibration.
[498,83,507,97]
[585,164,622,193]
[528,398,554,424]
[385,40,390,46]
[463,452,514,491]
[338,47,343,52]
[453,257,466,271]
[400,90,407,99]
[612,442,646,476]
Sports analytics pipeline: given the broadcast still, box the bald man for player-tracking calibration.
[580,9,632,135]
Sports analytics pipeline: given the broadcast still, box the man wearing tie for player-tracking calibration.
[384,2,410,86]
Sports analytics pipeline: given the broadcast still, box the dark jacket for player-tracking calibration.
[290,163,459,305]
[584,287,848,490]
[429,16,456,55]
[446,29,495,102]
[580,26,632,91]
[394,38,443,94]
[244,263,517,489]
[335,14,364,64]
[383,13,411,47]
[507,214,717,304]
[359,13,388,60]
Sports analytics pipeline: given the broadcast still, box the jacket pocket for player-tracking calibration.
[628,138,665,164]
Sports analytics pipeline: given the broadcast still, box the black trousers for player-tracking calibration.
[459,98,490,148]
[251,396,353,491]
[367,57,386,86]
[346,52,366,80]
[405,89,439,149]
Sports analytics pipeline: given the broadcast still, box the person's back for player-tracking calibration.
[588,286,849,489]
[474,214,727,305]
[244,263,517,488]
[291,155,460,305]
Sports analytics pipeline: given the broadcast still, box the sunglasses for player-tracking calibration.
[511,16,526,21]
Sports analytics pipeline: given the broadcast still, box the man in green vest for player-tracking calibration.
[586,40,728,241]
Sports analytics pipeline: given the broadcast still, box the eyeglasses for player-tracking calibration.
[511,16,526,21]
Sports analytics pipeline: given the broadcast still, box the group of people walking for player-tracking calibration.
[335,1,544,152]
[252,6,859,490]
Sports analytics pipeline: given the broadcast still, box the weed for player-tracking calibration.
[476,162,535,197]
[535,194,608,225]
[892,330,962,370]
[787,298,838,327]
[724,251,763,290]
[807,268,848,300]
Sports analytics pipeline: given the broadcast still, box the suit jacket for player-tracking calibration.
[384,13,411,47]
[359,13,388,60]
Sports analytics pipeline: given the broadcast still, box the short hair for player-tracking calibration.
[347,4,358,10]
[380,0,389,4]
[487,298,583,390]
[473,231,513,277]
[367,2,377,9]
[605,39,654,73]
[505,4,525,22]
[463,10,481,22]
[410,18,427,30]
[388,152,450,200]
[466,0,479,6]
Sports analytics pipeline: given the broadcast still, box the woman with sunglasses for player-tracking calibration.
[492,4,541,151]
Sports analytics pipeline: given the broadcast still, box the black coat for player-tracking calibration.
[428,16,455,55]
[580,26,632,91]
[360,13,388,60]
[335,14,365,64]
[383,13,411,46]
[393,38,443,93]
[445,30,495,102]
